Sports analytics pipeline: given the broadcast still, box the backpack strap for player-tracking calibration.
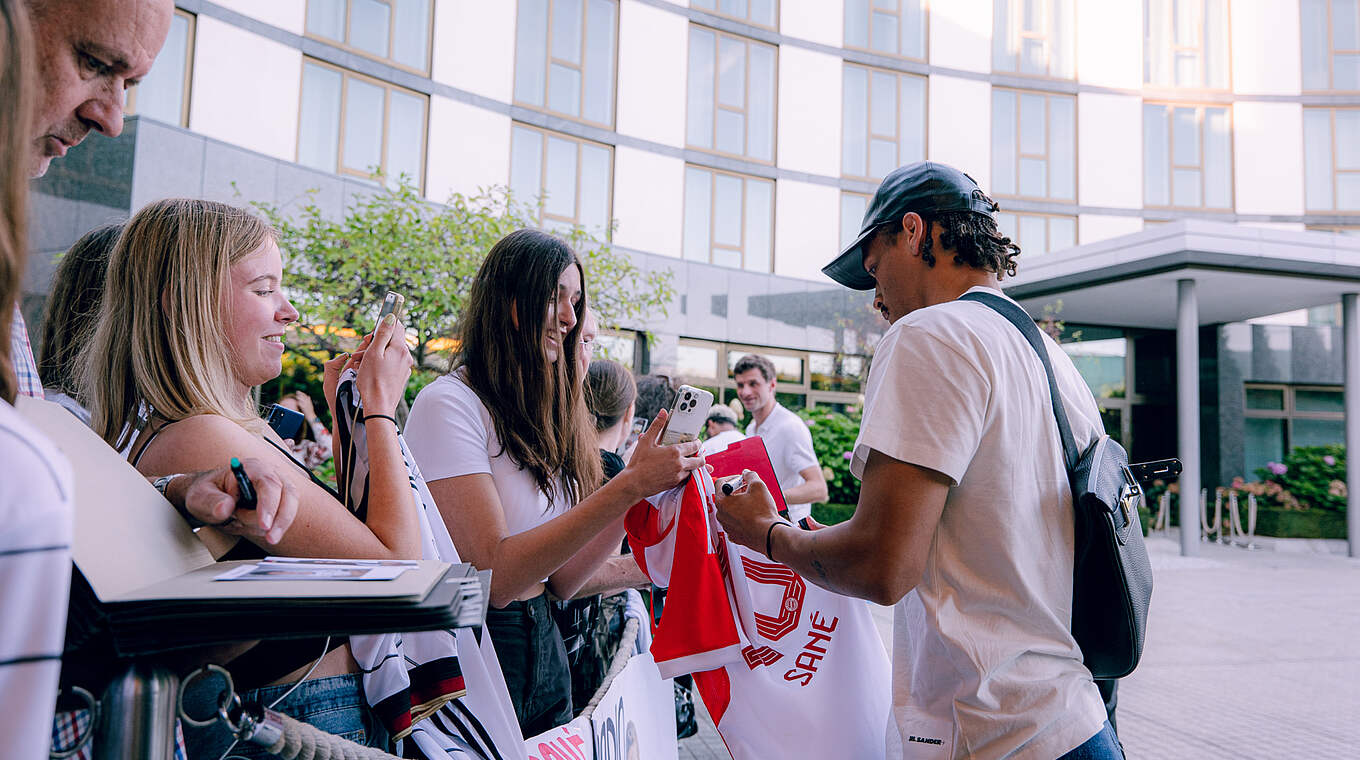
[958,290,1079,471]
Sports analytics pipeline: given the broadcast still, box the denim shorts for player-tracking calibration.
[181,673,385,759]
[486,592,574,738]
[1059,721,1126,760]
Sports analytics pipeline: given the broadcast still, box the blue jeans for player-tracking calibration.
[1059,721,1125,760]
[182,673,385,759]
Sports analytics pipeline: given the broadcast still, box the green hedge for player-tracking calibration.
[811,503,856,526]
[1252,506,1347,539]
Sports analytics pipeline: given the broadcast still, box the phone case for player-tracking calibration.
[660,385,714,445]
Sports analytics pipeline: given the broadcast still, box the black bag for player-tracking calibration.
[960,291,1153,679]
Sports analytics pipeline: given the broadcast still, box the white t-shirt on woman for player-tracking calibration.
[405,373,567,541]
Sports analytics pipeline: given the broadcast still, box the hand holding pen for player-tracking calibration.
[169,457,298,545]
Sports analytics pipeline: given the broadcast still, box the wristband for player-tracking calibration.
[155,473,207,529]
[362,413,399,427]
[765,521,789,563]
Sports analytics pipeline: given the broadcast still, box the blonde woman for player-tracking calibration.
[82,198,417,757]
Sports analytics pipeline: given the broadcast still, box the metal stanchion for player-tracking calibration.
[93,663,180,760]
[1201,487,1221,543]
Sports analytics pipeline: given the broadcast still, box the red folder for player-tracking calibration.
[705,436,789,517]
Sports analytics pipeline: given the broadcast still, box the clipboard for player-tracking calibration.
[704,435,789,517]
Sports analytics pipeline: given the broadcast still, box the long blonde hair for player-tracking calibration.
[84,198,275,450]
[0,0,32,405]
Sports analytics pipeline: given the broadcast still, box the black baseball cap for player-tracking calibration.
[823,161,998,290]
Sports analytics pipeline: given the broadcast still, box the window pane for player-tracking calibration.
[997,211,1018,241]
[869,138,897,179]
[871,10,899,54]
[899,75,925,165]
[1203,107,1231,207]
[1245,387,1284,409]
[1019,214,1046,254]
[1338,173,1360,210]
[515,0,549,106]
[772,354,804,384]
[306,0,344,40]
[510,126,544,209]
[1019,93,1045,155]
[845,0,869,48]
[1049,96,1075,200]
[840,193,868,250]
[386,90,424,187]
[993,0,1016,71]
[843,67,868,176]
[552,0,584,65]
[1020,157,1047,196]
[1336,110,1360,169]
[342,78,385,173]
[748,44,775,162]
[1021,37,1047,75]
[1294,417,1345,448]
[1051,0,1074,78]
[548,62,582,116]
[1336,0,1359,49]
[992,90,1017,195]
[392,0,431,70]
[579,142,611,231]
[683,168,712,261]
[902,0,926,58]
[351,0,392,58]
[135,12,189,125]
[678,344,720,378]
[720,0,749,18]
[583,0,616,124]
[1296,388,1345,412]
[743,179,772,272]
[1050,215,1076,252]
[1244,418,1285,479]
[1172,107,1200,165]
[1336,54,1360,91]
[1144,105,1170,205]
[713,173,743,247]
[298,63,342,172]
[869,70,896,137]
[1205,0,1228,88]
[717,37,746,109]
[1304,110,1334,209]
[687,29,715,149]
[1172,168,1202,206]
[544,135,578,218]
[716,109,745,154]
[712,247,741,268]
[750,0,776,26]
[1302,0,1330,89]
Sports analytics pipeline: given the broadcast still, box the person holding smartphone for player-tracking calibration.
[404,229,704,736]
[81,198,419,756]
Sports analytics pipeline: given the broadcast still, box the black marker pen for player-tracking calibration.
[720,473,749,496]
[231,457,257,510]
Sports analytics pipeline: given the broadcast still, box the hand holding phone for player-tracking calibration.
[376,291,406,329]
[660,385,714,446]
[265,403,306,441]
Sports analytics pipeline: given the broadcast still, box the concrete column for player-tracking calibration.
[1177,279,1200,557]
[1345,294,1360,558]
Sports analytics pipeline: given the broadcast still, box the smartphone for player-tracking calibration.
[266,403,306,441]
[376,291,406,329]
[660,385,714,446]
[1126,458,1182,482]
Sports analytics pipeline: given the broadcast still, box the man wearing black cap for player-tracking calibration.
[715,162,1122,759]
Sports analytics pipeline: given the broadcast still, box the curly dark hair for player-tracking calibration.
[878,210,1020,278]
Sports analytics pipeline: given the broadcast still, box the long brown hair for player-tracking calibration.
[39,223,123,398]
[0,0,33,405]
[452,228,602,504]
[83,199,275,451]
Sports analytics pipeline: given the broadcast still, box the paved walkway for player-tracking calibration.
[678,532,1360,758]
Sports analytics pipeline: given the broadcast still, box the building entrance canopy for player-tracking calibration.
[1004,220,1360,329]
[998,219,1360,558]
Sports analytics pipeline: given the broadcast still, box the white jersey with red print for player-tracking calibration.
[626,472,892,760]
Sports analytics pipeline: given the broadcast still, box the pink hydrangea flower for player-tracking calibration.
[1266,461,1288,476]
[1323,455,1337,466]
[805,418,814,427]
[843,451,853,461]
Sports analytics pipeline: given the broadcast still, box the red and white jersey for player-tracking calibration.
[626,472,892,760]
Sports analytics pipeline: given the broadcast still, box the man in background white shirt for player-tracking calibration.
[733,354,827,524]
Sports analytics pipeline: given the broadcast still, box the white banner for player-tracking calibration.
[590,653,677,760]
[525,715,594,760]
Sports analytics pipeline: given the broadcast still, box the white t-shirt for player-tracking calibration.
[0,401,74,760]
[702,428,745,455]
[852,287,1106,760]
[746,403,819,521]
[405,373,567,540]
